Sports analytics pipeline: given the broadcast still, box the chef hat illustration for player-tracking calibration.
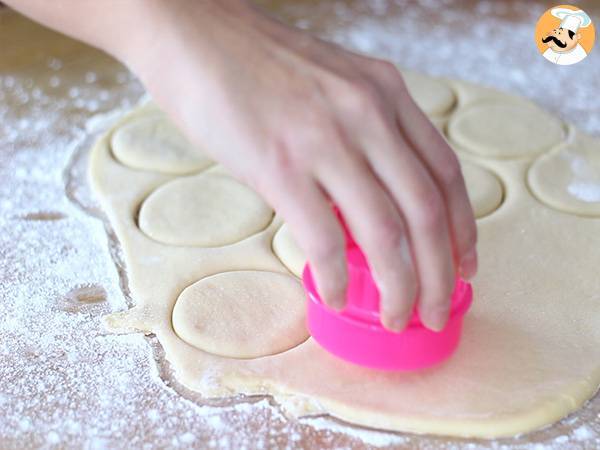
[551,8,592,33]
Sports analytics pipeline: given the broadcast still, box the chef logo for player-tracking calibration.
[535,5,595,66]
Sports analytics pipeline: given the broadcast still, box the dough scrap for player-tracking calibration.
[447,100,565,158]
[528,133,600,217]
[172,271,308,359]
[461,160,504,218]
[138,172,273,247]
[112,114,213,175]
[402,71,456,117]
[90,75,600,439]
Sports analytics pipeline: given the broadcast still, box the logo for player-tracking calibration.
[535,5,595,66]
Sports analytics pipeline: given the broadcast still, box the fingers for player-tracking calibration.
[396,91,478,278]
[314,137,418,332]
[262,166,348,311]
[347,98,456,332]
[357,60,478,279]
[373,68,478,278]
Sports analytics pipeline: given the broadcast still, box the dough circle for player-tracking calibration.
[272,224,305,278]
[528,134,600,217]
[402,71,456,116]
[461,161,504,218]
[448,100,565,158]
[111,115,213,174]
[172,271,308,359]
[138,173,273,247]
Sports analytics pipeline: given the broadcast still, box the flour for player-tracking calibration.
[567,182,600,203]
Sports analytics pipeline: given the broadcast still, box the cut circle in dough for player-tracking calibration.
[138,172,273,247]
[272,224,305,278]
[402,71,456,117]
[448,100,565,158]
[461,160,504,218]
[528,133,600,217]
[111,114,213,174]
[172,271,308,359]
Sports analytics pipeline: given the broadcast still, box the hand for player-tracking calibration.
[127,0,478,332]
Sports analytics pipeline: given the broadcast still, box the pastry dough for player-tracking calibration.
[272,224,305,278]
[138,171,273,247]
[90,75,600,439]
[172,271,308,359]
[461,160,504,218]
[112,113,212,175]
[528,133,600,217]
[402,70,456,117]
[448,100,565,158]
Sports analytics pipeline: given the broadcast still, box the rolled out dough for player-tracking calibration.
[90,75,600,439]
[447,100,566,159]
[528,133,600,217]
[172,271,308,359]
[138,171,273,247]
[111,113,213,175]
[460,160,504,218]
[402,70,456,117]
[272,224,305,278]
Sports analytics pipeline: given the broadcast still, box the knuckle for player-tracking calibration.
[439,154,463,188]
[306,234,344,265]
[374,216,405,250]
[414,193,445,232]
[344,78,382,112]
[373,60,403,84]
[264,138,298,176]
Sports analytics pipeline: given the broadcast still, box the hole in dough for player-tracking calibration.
[138,172,273,247]
[447,100,565,158]
[461,160,504,218]
[528,133,600,217]
[172,271,309,359]
[272,224,305,277]
[111,114,213,174]
[402,71,456,117]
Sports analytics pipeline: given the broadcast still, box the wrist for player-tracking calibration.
[115,0,258,74]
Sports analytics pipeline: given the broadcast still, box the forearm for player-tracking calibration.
[2,0,253,66]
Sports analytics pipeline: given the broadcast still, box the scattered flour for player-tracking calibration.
[567,182,600,203]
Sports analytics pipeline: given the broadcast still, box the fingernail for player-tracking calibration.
[382,313,409,333]
[390,318,408,333]
[426,306,449,332]
[460,248,478,280]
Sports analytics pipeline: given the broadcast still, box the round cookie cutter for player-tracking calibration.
[302,210,473,371]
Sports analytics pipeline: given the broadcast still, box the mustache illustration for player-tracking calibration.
[542,35,567,48]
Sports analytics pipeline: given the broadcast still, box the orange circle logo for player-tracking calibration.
[535,5,595,65]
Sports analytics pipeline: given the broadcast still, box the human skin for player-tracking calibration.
[6,0,477,332]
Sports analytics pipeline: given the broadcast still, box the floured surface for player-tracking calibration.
[90,71,600,438]
[3,2,600,448]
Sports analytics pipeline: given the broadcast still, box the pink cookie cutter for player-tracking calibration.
[302,211,473,371]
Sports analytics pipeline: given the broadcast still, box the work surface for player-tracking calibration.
[1,1,599,448]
